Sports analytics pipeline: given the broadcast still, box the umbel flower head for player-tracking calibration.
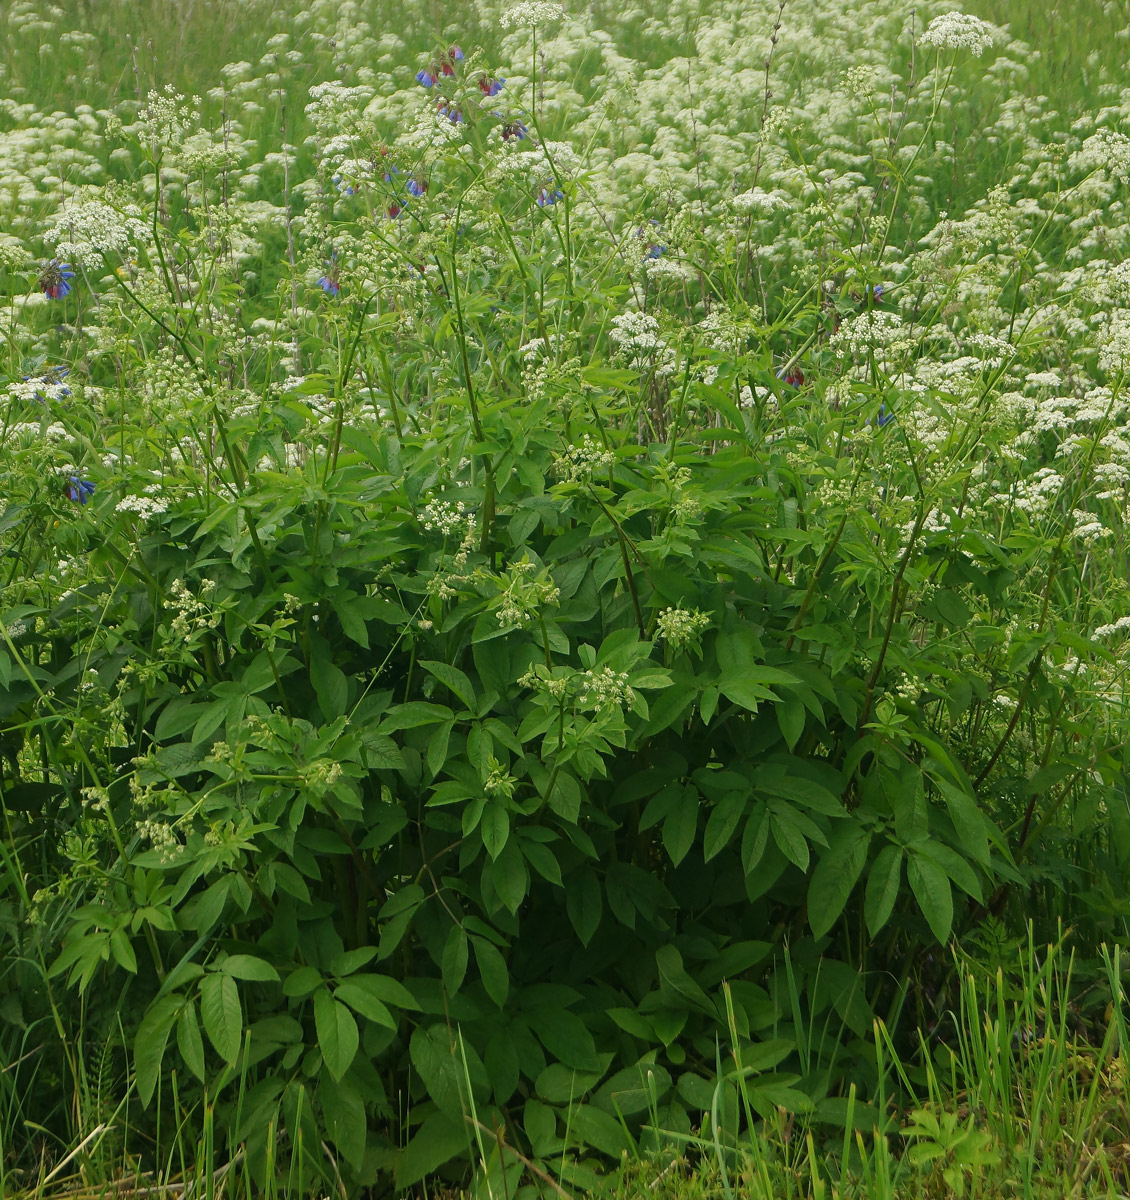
[39,261,75,300]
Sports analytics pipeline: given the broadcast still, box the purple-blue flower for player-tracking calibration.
[332,174,356,195]
[66,476,95,505]
[479,75,505,97]
[39,261,75,301]
[407,176,428,198]
[864,283,885,304]
[317,256,341,296]
[416,67,437,87]
[501,120,528,141]
[536,186,564,206]
[873,403,894,427]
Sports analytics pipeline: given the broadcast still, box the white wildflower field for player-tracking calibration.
[3,0,1130,1196]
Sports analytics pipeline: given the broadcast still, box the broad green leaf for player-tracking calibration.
[176,998,205,1082]
[310,647,348,722]
[394,1110,467,1189]
[662,786,699,866]
[221,954,279,983]
[566,868,602,946]
[907,853,953,944]
[420,660,477,711]
[481,802,510,860]
[807,828,870,938]
[442,925,469,994]
[135,994,181,1106]
[334,983,397,1028]
[314,987,359,1082]
[864,844,903,937]
[703,791,746,862]
[321,1075,367,1171]
[410,1024,463,1116]
[200,972,242,1066]
[472,935,509,1008]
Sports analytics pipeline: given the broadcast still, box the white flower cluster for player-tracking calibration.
[1099,313,1130,376]
[115,494,169,519]
[166,577,219,642]
[610,310,677,377]
[1077,129,1130,186]
[831,311,914,357]
[422,498,471,536]
[731,187,790,215]
[551,434,614,482]
[655,606,710,650]
[495,559,559,628]
[577,666,634,711]
[48,199,150,266]
[918,12,997,56]
[1094,616,1130,639]
[499,2,565,29]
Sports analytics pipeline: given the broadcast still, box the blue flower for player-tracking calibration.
[501,120,528,141]
[332,174,356,195]
[66,476,95,504]
[776,366,804,388]
[407,176,428,198]
[39,261,75,300]
[479,75,505,97]
[864,283,884,304]
[416,67,437,87]
[317,256,341,296]
[536,186,564,206]
[873,403,894,427]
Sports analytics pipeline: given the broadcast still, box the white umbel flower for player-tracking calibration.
[918,12,997,55]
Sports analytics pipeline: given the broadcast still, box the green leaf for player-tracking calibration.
[310,646,348,722]
[200,972,242,1066]
[569,1104,633,1157]
[864,844,903,937]
[524,1098,558,1157]
[321,1075,367,1171]
[703,791,746,862]
[410,1024,463,1116]
[907,853,953,944]
[176,998,205,1082]
[487,840,528,915]
[566,869,602,946]
[420,660,477,711]
[530,1007,599,1070]
[334,983,397,1028]
[662,786,699,866]
[442,925,469,994]
[771,811,810,871]
[135,994,181,1106]
[741,802,771,874]
[776,696,806,751]
[395,1110,467,1189]
[481,803,510,860]
[808,828,870,938]
[472,936,509,1008]
[314,987,359,1081]
[221,954,280,983]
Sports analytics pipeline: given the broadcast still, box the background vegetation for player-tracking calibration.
[2,0,1130,1196]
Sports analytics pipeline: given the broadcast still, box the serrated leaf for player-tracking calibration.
[864,844,903,937]
[176,998,205,1082]
[703,791,746,862]
[808,828,870,938]
[135,994,181,1106]
[314,987,359,1082]
[472,936,509,1008]
[442,925,469,994]
[566,868,602,945]
[907,853,953,944]
[221,954,279,982]
[334,982,397,1028]
[200,972,242,1066]
[481,802,510,860]
[662,786,698,866]
[420,660,477,711]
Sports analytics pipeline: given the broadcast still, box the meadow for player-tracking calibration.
[2,0,1130,1196]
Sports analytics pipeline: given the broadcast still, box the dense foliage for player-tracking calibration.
[1,0,1129,1193]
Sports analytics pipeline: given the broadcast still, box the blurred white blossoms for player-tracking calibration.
[499,2,565,29]
[610,310,677,377]
[656,606,710,650]
[731,187,790,215]
[918,12,997,55]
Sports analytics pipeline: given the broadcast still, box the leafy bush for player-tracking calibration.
[2,0,1130,1192]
